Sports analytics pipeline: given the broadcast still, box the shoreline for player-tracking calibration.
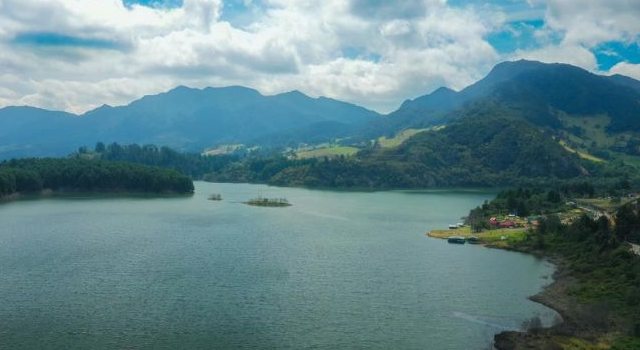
[492,251,580,349]
[426,232,601,349]
[0,189,194,204]
[202,179,501,194]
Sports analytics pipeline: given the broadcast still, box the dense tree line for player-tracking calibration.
[466,188,571,232]
[0,158,193,197]
[78,142,240,179]
[615,203,640,243]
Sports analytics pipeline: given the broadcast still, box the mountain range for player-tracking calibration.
[0,86,380,159]
[1,59,640,162]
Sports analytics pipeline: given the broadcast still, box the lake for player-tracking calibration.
[0,182,557,349]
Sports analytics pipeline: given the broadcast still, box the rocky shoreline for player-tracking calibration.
[493,248,622,349]
[493,255,580,349]
[428,233,620,349]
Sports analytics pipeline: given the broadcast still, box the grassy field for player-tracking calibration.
[558,114,615,148]
[377,128,431,148]
[559,140,606,163]
[295,145,360,159]
[203,144,244,156]
[575,197,637,212]
[554,336,612,350]
[427,226,529,246]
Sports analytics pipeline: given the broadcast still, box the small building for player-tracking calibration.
[499,220,516,228]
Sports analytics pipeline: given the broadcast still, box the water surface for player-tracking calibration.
[0,182,557,349]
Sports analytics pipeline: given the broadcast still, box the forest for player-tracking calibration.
[79,142,240,179]
[0,158,194,198]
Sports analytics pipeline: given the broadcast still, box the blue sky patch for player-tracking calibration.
[342,47,382,62]
[12,32,124,50]
[593,41,640,70]
[220,0,266,27]
[122,0,183,9]
[487,19,545,54]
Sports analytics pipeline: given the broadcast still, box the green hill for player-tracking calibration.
[205,116,619,189]
[379,60,640,165]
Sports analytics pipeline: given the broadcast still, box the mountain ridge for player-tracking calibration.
[2,60,640,160]
[0,85,381,159]
[386,59,640,132]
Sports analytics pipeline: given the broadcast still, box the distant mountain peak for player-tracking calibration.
[386,59,640,135]
[276,90,311,99]
[169,85,193,92]
[431,86,457,95]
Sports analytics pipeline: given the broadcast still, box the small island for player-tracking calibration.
[244,197,291,207]
[208,193,222,201]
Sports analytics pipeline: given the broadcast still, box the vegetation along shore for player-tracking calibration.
[428,188,640,349]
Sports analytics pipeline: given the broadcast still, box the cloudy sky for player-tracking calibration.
[1,0,639,114]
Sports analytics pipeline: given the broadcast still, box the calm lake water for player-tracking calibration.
[0,182,557,349]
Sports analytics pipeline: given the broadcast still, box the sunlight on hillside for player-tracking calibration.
[378,127,434,148]
[295,145,360,159]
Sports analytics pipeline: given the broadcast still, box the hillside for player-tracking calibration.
[0,107,82,158]
[0,86,381,159]
[205,116,610,189]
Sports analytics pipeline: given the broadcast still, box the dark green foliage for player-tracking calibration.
[615,203,640,243]
[95,142,106,153]
[0,158,194,196]
[467,207,488,232]
[89,142,239,179]
[482,188,569,217]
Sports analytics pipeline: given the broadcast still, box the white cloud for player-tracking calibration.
[510,0,640,73]
[0,0,638,115]
[512,44,598,70]
[542,0,640,47]
[609,62,640,81]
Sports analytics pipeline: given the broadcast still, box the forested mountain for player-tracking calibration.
[0,86,380,159]
[381,60,640,135]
